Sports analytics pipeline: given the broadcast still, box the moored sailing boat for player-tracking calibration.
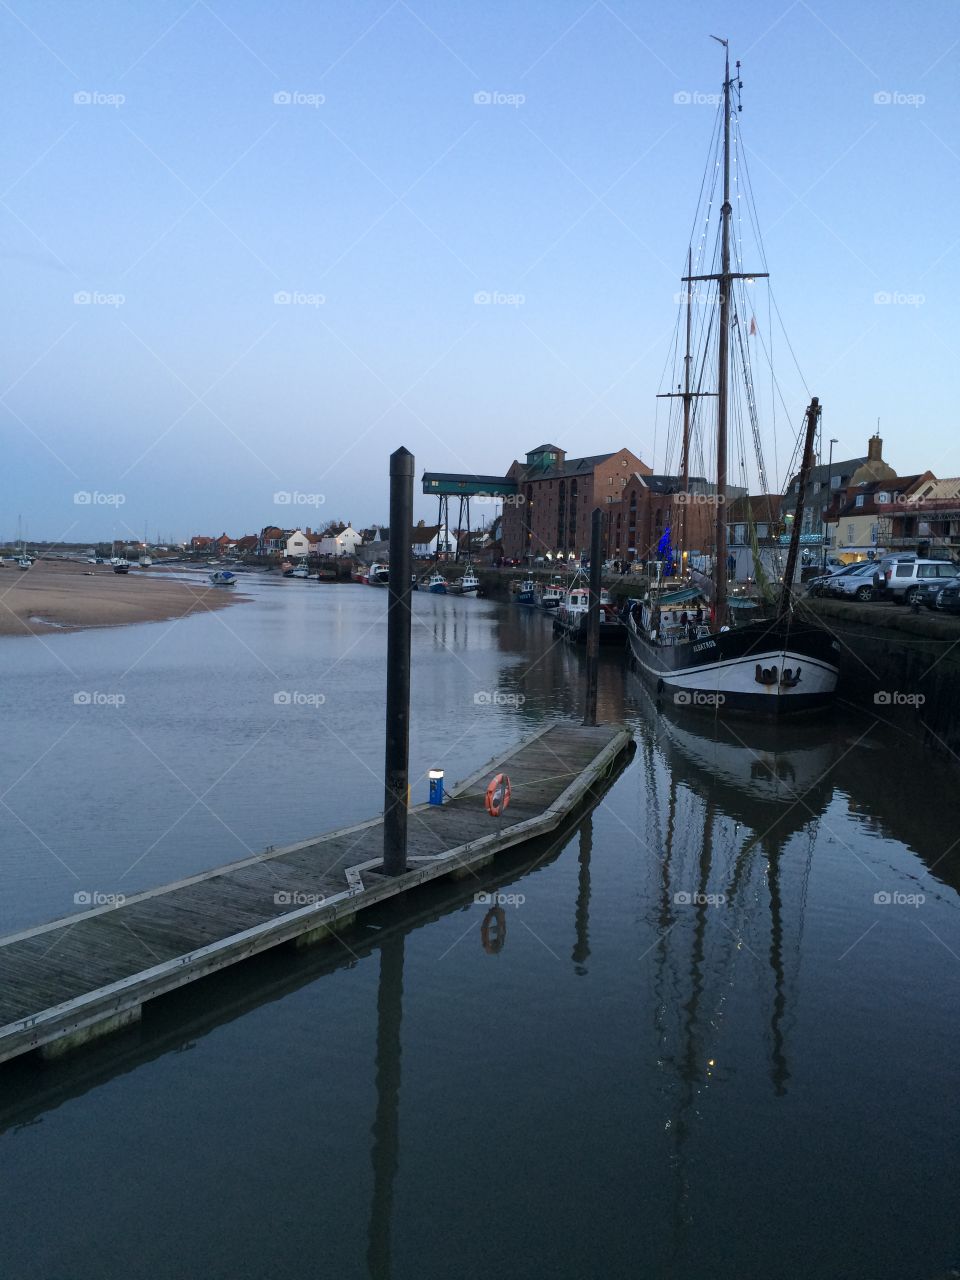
[627,41,839,715]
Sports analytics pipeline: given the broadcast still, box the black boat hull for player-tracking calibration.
[627,614,839,715]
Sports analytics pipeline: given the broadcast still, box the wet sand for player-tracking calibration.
[0,560,249,637]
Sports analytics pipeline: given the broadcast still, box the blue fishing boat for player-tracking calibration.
[515,578,536,605]
[427,571,448,594]
[209,570,237,586]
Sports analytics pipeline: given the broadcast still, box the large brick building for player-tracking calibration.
[609,473,726,567]
[502,444,651,562]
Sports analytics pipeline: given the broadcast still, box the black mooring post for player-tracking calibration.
[584,507,603,726]
[384,447,414,875]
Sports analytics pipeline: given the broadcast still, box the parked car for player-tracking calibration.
[832,562,882,602]
[878,556,958,604]
[936,582,960,615]
[807,562,872,597]
[914,574,960,610]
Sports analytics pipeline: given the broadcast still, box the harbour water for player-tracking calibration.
[1,579,958,1279]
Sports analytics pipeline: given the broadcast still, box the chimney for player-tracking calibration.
[868,433,883,462]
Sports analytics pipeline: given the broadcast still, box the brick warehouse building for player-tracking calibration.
[611,472,727,567]
[502,444,651,562]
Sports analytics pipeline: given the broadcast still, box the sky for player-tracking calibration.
[2,0,959,543]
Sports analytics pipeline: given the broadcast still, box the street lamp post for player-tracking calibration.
[822,437,838,570]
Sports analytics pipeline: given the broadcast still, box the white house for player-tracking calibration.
[285,529,312,559]
[318,525,363,557]
[411,523,454,557]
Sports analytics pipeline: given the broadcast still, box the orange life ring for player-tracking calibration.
[481,905,507,954]
[484,772,511,817]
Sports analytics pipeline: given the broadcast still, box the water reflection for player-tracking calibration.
[628,683,841,1259]
[572,816,592,974]
[4,609,958,1279]
[367,933,404,1280]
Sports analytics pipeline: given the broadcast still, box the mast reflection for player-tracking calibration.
[634,681,838,1257]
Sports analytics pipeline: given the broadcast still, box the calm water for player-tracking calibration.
[1,576,958,1280]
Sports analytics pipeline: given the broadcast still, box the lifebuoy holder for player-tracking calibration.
[485,772,511,818]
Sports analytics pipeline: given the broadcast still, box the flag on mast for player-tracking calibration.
[749,316,757,336]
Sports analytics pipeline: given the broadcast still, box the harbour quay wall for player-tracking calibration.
[802,598,960,756]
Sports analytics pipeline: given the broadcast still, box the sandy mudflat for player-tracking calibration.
[0,560,249,637]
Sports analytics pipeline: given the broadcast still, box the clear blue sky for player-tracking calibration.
[2,0,958,542]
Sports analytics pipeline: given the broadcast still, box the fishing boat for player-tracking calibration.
[515,578,536,606]
[290,563,310,579]
[538,580,564,610]
[316,566,337,582]
[111,557,130,574]
[15,556,32,571]
[426,570,447,594]
[455,568,480,596]
[209,570,237,586]
[367,562,390,586]
[626,41,838,716]
[553,579,624,645]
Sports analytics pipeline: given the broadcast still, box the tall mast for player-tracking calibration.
[657,245,714,577]
[778,396,821,618]
[684,41,766,627]
[714,41,733,628]
[681,247,692,569]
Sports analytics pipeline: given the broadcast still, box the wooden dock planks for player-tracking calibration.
[0,722,632,1064]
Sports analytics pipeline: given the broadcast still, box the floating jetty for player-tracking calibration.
[0,722,631,1066]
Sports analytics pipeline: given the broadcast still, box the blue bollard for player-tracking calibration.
[428,769,444,805]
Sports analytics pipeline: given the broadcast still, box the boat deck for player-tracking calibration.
[0,722,632,1065]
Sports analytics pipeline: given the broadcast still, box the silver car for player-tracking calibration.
[807,562,870,597]
[832,562,882,602]
[879,557,957,605]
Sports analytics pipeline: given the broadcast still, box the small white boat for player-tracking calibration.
[290,564,310,579]
[367,562,390,585]
[456,569,480,596]
[15,556,32,571]
[209,570,237,586]
[139,555,153,568]
[539,581,564,610]
[111,557,130,575]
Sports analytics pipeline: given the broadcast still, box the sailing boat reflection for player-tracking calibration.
[641,687,836,1093]
[635,683,836,1248]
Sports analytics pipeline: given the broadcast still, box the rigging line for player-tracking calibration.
[780,405,811,500]
[767,286,811,400]
[733,115,769,272]
[741,295,805,471]
[767,270,778,488]
[733,281,772,496]
[654,308,685,472]
[734,127,811,402]
[689,304,717,482]
[685,98,725,271]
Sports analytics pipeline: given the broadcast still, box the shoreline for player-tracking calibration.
[0,561,249,637]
